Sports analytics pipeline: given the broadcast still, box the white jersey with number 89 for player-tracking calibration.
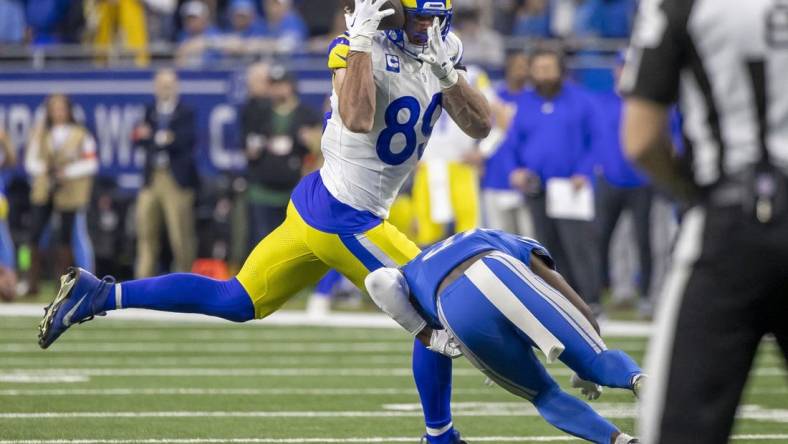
[321,31,464,219]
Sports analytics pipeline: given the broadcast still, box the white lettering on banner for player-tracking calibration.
[209,104,246,170]
[94,104,146,167]
[1,101,245,175]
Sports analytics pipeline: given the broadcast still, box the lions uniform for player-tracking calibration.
[395,229,645,443]
[412,66,491,245]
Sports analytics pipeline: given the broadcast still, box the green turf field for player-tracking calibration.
[0,315,785,443]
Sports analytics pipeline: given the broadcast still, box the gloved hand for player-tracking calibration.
[417,17,459,89]
[346,0,395,53]
[570,373,603,401]
[427,328,463,359]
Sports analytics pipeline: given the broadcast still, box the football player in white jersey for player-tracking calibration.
[39,1,490,443]
[411,66,494,246]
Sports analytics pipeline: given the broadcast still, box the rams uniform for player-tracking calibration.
[413,66,492,245]
[237,25,466,318]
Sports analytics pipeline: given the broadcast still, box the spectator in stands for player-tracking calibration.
[594,58,655,318]
[256,0,307,53]
[241,65,320,251]
[142,0,178,44]
[218,0,265,56]
[481,51,533,237]
[134,69,198,277]
[26,0,85,45]
[175,0,222,66]
[511,0,552,38]
[228,0,264,36]
[452,6,505,66]
[92,0,150,66]
[507,48,604,316]
[25,94,98,295]
[0,0,26,44]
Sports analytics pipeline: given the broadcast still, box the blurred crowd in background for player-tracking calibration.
[0,0,675,321]
[0,0,636,66]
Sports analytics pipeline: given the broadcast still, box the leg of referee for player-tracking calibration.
[640,207,775,444]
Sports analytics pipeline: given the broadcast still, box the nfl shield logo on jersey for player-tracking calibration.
[386,54,401,73]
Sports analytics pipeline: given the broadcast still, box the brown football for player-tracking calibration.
[342,0,406,31]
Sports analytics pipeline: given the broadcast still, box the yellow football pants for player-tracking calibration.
[413,162,480,246]
[236,202,421,319]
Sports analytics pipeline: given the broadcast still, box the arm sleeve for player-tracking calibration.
[502,107,527,168]
[619,0,691,105]
[166,108,197,154]
[62,132,98,179]
[365,268,428,336]
[327,33,350,70]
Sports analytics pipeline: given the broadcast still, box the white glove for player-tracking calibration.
[570,373,603,401]
[417,17,459,89]
[427,329,463,359]
[346,0,395,53]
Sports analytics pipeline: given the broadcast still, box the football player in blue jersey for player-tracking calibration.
[366,229,646,444]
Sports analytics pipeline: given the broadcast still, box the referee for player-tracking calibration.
[620,0,788,443]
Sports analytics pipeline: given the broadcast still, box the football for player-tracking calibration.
[342,0,406,31]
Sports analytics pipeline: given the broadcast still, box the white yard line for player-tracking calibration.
[1,437,788,444]
[0,367,564,377]
[0,388,494,397]
[0,366,784,378]
[0,342,652,354]
[0,305,653,337]
[0,404,786,423]
[0,343,412,353]
[0,438,576,444]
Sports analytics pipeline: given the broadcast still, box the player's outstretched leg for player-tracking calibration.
[413,339,461,444]
[39,267,254,349]
[437,268,636,444]
[483,252,643,391]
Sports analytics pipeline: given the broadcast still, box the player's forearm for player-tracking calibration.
[339,52,376,133]
[529,255,600,334]
[442,75,492,139]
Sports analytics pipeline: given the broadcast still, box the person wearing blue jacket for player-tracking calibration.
[481,51,533,237]
[593,63,654,317]
[507,48,603,314]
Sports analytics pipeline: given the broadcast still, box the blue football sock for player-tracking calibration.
[580,349,642,390]
[534,386,618,444]
[412,339,454,436]
[315,270,343,296]
[103,274,254,322]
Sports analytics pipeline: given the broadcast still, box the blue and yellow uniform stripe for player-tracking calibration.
[237,172,420,319]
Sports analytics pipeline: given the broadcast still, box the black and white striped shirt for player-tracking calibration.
[621,0,788,186]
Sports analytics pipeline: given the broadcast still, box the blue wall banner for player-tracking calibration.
[0,69,333,189]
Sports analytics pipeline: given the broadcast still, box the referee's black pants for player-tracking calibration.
[641,204,788,444]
